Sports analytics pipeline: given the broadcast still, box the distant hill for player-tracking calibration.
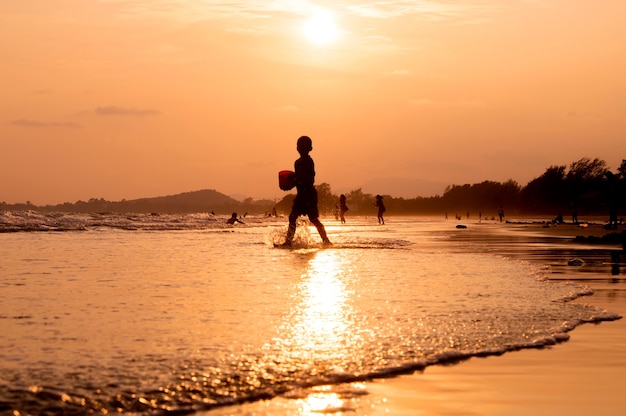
[3,189,274,214]
[116,189,239,213]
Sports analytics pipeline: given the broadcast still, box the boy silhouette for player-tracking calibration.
[281,136,331,247]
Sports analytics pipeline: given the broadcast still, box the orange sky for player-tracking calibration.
[1,0,625,205]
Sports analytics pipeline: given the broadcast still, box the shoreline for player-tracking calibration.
[365,223,626,415]
[361,283,626,416]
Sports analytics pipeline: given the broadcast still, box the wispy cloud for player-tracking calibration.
[100,0,314,20]
[407,98,486,107]
[346,0,498,21]
[11,119,81,128]
[95,106,161,116]
[100,0,496,23]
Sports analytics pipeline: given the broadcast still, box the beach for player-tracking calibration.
[206,221,626,416]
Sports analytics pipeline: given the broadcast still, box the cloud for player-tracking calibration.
[10,119,81,128]
[95,106,161,116]
[102,0,311,21]
[103,0,496,24]
[345,1,495,21]
[407,98,486,107]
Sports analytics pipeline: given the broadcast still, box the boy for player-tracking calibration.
[282,136,331,247]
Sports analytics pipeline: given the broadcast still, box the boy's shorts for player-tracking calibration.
[290,189,319,219]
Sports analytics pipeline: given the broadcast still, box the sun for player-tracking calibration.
[303,9,338,45]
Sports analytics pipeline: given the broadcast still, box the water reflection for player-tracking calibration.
[300,386,346,414]
[280,249,360,363]
[297,384,362,414]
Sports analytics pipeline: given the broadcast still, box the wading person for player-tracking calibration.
[375,194,385,225]
[281,136,331,247]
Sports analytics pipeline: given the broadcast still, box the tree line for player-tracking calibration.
[275,157,625,219]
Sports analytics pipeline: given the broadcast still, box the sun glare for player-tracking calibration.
[303,9,338,45]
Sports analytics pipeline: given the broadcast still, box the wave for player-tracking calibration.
[0,210,282,232]
[2,304,618,416]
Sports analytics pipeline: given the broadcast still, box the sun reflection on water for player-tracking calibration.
[299,385,351,414]
[301,391,345,414]
[279,250,360,363]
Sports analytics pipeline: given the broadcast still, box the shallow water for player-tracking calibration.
[0,215,620,415]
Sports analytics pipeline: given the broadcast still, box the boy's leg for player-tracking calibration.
[284,212,298,245]
[311,218,331,244]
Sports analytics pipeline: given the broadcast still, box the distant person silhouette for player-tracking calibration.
[606,171,619,229]
[375,195,385,224]
[281,136,331,247]
[339,194,348,223]
[226,212,244,225]
[498,205,504,222]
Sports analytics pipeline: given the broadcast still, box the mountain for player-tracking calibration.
[119,189,238,212]
[10,189,251,214]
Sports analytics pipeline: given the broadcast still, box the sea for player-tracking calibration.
[0,211,622,415]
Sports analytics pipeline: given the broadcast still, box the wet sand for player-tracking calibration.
[207,222,626,416]
[363,284,626,416]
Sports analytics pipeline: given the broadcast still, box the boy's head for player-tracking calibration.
[297,135,313,154]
